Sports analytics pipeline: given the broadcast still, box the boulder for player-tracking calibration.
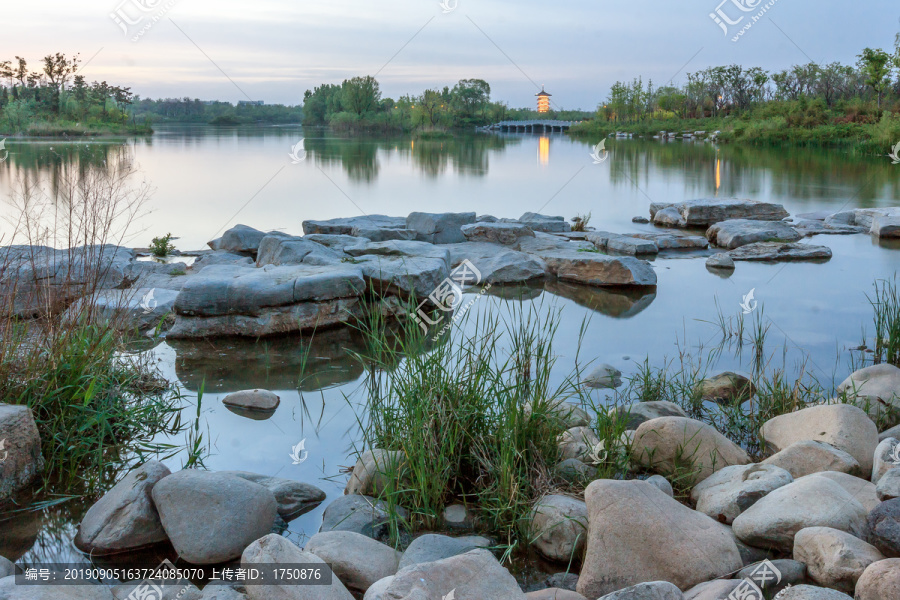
[398,533,492,570]
[350,227,416,242]
[554,458,593,482]
[0,403,44,499]
[442,242,546,284]
[682,580,740,600]
[558,427,600,463]
[609,401,689,431]
[407,212,476,244]
[529,495,588,563]
[596,581,683,599]
[629,232,709,250]
[650,199,789,227]
[304,530,400,593]
[241,533,355,600]
[855,558,900,600]
[301,234,372,249]
[461,222,535,245]
[873,437,900,483]
[736,559,808,591]
[697,371,755,403]
[207,225,267,254]
[761,440,862,478]
[526,589,586,600]
[706,219,800,249]
[320,494,407,541]
[383,548,525,600]
[219,471,326,521]
[792,526,884,593]
[631,417,750,485]
[151,470,277,564]
[803,472,880,513]
[442,504,475,530]
[577,479,742,597]
[706,254,735,270]
[877,469,900,501]
[837,364,900,424]
[583,363,622,389]
[255,234,344,267]
[872,215,900,238]
[302,215,407,236]
[652,206,684,227]
[866,498,900,556]
[343,240,451,264]
[883,423,900,441]
[727,242,832,261]
[65,287,179,333]
[345,449,404,496]
[356,255,450,301]
[586,232,659,256]
[532,248,657,287]
[518,212,572,233]
[774,585,852,599]
[222,389,280,413]
[690,464,793,525]
[731,476,868,552]
[759,404,878,474]
[189,251,255,270]
[363,576,394,600]
[74,461,170,555]
[0,558,13,578]
[124,260,193,291]
[645,475,674,497]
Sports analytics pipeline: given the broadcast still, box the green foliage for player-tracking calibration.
[150,233,176,257]
[869,274,900,367]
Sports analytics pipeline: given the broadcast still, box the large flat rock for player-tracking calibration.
[461,222,536,245]
[407,212,476,244]
[650,199,789,227]
[302,215,407,236]
[530,248,656,287]
[727,242,832,261]
[442,242,546,283]
[706,219,801,249]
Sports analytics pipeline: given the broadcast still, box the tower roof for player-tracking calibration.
[536,86,551,97]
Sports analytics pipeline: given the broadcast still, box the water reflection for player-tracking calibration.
[544,280,657,318]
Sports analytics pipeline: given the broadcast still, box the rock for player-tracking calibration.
[255,234,344,267]
[320,494,407,541]
[586,232,659,255]
[761,440,862,478]
[168,264,363,338]
[866,498,900,556]
[343,240,451,263]
[877,469,900,501]
[208,225,268,254]
[304,531,400,593]
[74,461,170,555]
[350,227,417,242]
[631,232,709,250]
[356,255,450,300]
[242,533,355,600]
[407,212,476,244]
[705,254,735,270]
[682,580,740,600]
[803,472,880,513]
[731,476,867,552]
[632,216,650,224]
[302,215,407,236]
[736,559,807,588]
[855,558,900,600]
[199,584,248,600]
[792,526,884,593]
[0,404,44,499]
[774,585,852,599]
[546,573,579,591]
[596,581,683,599]
[650,198,789,227]
[124,260,193,291]
[577,479,742,597]
[65,287,179,333]
[398,533,492,570]
[526,589,586,600]
[222,389,280,413]
[706,219,801,249]
[383,548,525,600]
[151,470,277,564]
[558,426,600,462]
[760,404,878,475]
[0,557,13,578]
[443,504,475,530]
[837,364,900,424]
[0,576,115,599]
[631,417,750,485]
[301,234,372,249]
[652,206,684,227]
[727,242,832,261]
[461,222,535,245]
[534,249,657,287]
[873,438,900,483]
[872,216,900,238]
[645,475,674,497]
[363,576,394,600]
[698,371,755,403]
[583,363,622,389]
[519,212,572,233]
[529,495,588,563]
[345,449,404,496]
[442,242,546,284]
[554,459,593,482]
[524,398,591,429]
[609,401,689,430]
[690,464,793,525]
[219,472,326,521]
[882,423,900,441]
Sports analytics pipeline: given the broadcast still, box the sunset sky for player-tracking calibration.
[6,0,899,109]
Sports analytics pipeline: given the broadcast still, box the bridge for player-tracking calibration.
[484,120,581,133]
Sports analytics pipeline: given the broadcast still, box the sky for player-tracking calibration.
[5,0,900,110]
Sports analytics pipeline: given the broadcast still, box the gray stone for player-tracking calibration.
[383,549,524,600]
[698,371,755,403]
[554,459,593,482]
[609,401,689,431]
[705,254,735,269]
[398,533,492,570]
[583,363,622,389]
[345,449,404,496]
[208,225,267,254]
[304,530,400,593]
[727,242,832,261]
[524,398,591,428]
[803,472,880,513]
[650,198,789,227]
[775,585,852,599]
[877,468,900,501]
[652,206,684,227]
[736,559,807,590]
[632,216,650,224]
[219,471,326,521]
[558,426,600,463]
[199,584,248,600]
[0,404,44,500]
[519,212,572,233]
[630,232,709,250]
[407,212,476,244]
[873,437,900,483]
[344,240,451,264]
[222,389,280,412]
[151,470,278,564]
[837,364,900,425]
[350,227,417,242]
[706,219,801,249]
[302,215,407,236]
[363,576,394,600]
[596,581,682,600]
[761,440,862,478]
[683,580,740,600]
[124,260,193,290]
[867,498,900,556]
[529,495,588,563]
[443,504,475,530]
[882,423,900,441]
[355,255,450,301]
[65,287,179,333]
[731,476,868,552]
[241,533,355,600]
[301,234,371,249]
[320,494,407,541]
[793,526,884,593]
[586,232,658,255]
[443,242,546,284]
[872,216,900,238]
[74,461,170,555]
[461,222,536,245]
[255,234,344,267]
[526,589,586,600]
[645,475,674,498]
[690,464,793,525]
[531,248,657,287]
[855,558,900,600]
[189,251,255,269]
[0,558,13,578]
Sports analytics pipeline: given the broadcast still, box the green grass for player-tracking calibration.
[869,273,900,367]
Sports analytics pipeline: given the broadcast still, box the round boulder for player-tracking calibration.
[221,389,280,412]
[529,494,589,563]
[792,526,884,593]
[690,463,793,525]
[304,530,399,593]
[866,498,900,557]
[855,558,900,600]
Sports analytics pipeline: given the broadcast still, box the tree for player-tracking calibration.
[857,47,893,108]
[451,79,490,122]
[340,76,381,116]
[42,52,80,113]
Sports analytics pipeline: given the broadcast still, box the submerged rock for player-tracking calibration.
[582,363,622,388]
[698,371,754,403]
[727,242,832,261]
[461,222,535,245]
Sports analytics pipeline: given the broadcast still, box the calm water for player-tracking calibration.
[1,125,899,569]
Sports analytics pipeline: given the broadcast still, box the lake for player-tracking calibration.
[1,124,899,572]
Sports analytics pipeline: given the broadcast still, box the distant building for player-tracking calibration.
[238,100,265,106]
[536,86,551,113]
